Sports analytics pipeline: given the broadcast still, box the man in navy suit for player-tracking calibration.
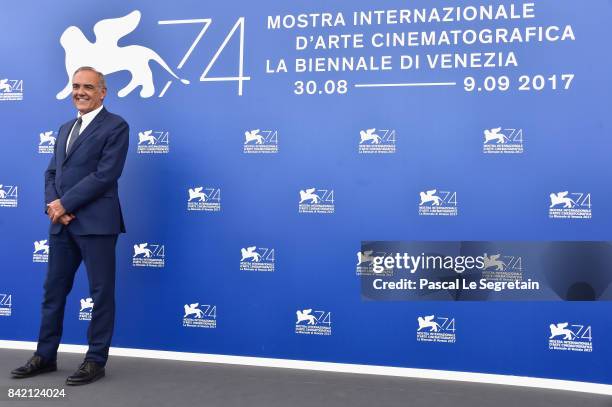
[11,66,129,385]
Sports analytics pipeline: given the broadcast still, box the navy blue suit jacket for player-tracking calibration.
[45,107,129,235]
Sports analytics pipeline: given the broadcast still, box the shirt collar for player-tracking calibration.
[77,105,104,127]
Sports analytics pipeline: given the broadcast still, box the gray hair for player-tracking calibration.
[73,66,106,90]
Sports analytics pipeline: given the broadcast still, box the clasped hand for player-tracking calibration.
[47,199,75,226]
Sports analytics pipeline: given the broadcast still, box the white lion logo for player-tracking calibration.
[241,246,261,262]
[482,254,505,271]
[0,186,7,199]
[550,192,575,209]
[417,315,441,332]
[33,240,50,255]
[138,130,156,145]
[299,188,320,204]
[133,243,152,258]
[56,10,189,99]
[483,127,507,144]
[80,298,94,312]
[296,309,317,325]
[39,131,56,146]
[0,79,12,93]
[244,130,264,145]
[549,323,575,340]
[188,187,207,202]
[357,250,374,266]
[184,303,204,319]
[359,128,381,144]
[419,189,442,206]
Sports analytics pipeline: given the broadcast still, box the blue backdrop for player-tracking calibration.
[0,0,611,385]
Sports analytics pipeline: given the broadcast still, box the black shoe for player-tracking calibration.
[11,355,57,378]
[65,361,105,386]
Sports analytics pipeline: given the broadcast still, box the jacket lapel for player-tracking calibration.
[57,118,77,163]
[63,108,108,164]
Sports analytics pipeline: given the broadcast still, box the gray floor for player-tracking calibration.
[0,349,610,407]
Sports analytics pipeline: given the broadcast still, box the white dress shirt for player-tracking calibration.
[65,105,104,153]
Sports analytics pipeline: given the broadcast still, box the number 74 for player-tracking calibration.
[158,17,250,96]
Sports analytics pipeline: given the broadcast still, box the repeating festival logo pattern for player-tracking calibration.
[548,322,592,352]
[240,246,275,272]
[38,131,57,154]
[0,184,18,208]
[132,242,165,268]
[548,192,592,219]
[481,253,524,282]
[298,188,335,214]
[295,308,332,336]
[482,127,524,154]
[418,189,458,216]
[187,187,221,212]
[182,302,217,328]
[137,130,170,154]
[0,294,12,317]
[33,240,50,263]
[79,297,94,321]
[358,128,396,154]
[356,250,393,276]
[243,129,279,154]
[416,315,456,343]
[0,78,23,101]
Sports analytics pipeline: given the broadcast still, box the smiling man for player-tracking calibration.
[11,66,129,385]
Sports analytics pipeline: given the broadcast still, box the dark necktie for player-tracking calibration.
[66,117,83,154]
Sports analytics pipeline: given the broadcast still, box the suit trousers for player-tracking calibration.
[35,227,118,366]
